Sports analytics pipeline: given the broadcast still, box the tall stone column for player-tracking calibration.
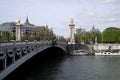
[16,18,21,41]
[69,18,75,44]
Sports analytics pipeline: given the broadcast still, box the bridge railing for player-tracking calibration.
[0,40,68,80]
[0,40,53,72]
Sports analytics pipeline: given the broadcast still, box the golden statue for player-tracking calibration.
[70,18,74,25]
[16,18,21,25]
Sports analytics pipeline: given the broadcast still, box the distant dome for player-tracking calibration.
[23,17,35,27]
[0,22,16,32]
[0,17,35,33]
[22,17,35,32]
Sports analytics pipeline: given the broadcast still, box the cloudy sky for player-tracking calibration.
[0,0,120,37]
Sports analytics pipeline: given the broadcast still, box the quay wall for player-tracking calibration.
[93,44,120,51]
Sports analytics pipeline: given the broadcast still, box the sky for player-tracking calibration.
[0,0,120,38]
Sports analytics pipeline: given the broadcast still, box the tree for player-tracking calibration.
[75,28,91,43]
[35,26,56,41]
[57,36,67,42]
[84,32,91,43]
[102,27,119,43]
[75,28,83,43]
[1,31,11,41]
[75,28,102,43]
[90,30,101,43]
[75,33,81,43]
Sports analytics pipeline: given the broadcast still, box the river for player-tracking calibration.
[4,54,120,80]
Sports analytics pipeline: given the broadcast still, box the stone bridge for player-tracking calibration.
[0,40,90,80]
[0,41,68,80]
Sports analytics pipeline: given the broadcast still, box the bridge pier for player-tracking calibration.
[67,44,91,55]
[67,44,75,54]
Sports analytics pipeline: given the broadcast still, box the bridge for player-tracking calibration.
[0,40,69,80]
[0,17,95,80]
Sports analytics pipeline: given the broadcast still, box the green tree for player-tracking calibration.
[1,31,11,41]
[75,28,91,43]
[102,27,119,43]
[74,28,83,43]
[75,33,81,43]
[90,30,101,43]
[84,32,91,43]
[75,28,101,43]
[35,26,56,41]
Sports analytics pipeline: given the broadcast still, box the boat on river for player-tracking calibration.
[95,51,120,55]
[71,49,89,56]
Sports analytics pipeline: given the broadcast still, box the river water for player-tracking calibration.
[5,54,120,80]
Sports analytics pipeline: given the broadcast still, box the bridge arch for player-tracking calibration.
[0,42,67,80]
[39,46,67,55]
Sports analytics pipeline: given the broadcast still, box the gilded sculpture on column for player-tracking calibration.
[16,18,21,25]
[70,18,74,25]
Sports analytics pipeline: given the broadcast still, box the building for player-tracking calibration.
[90,25,100,33]
[0,17,35,41]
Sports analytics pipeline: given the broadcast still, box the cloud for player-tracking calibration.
[0,0,120,37]
[97,0,120,4]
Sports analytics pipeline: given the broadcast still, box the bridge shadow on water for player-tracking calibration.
[4,47,67,80]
